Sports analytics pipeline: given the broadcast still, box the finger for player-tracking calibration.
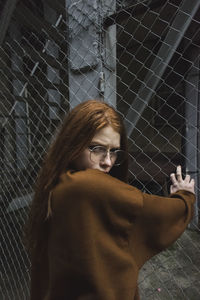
[170,185,173,194]
[170,173,177,185]
[176,165,182,181]
[184,174,191,183]
[189,179,195,194]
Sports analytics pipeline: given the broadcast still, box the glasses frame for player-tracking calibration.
[88,145,126,166]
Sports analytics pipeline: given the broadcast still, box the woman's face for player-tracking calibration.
[72,125,120,173]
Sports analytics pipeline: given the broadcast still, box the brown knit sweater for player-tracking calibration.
[30,169,195,300]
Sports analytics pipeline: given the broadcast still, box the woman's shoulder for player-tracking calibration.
[56,169,141,195]
[53,169,119,197]
[62,168,123,185]
[50,169,118,214]
[51,169,143,213]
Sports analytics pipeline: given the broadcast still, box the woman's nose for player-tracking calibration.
[101,152,112,166]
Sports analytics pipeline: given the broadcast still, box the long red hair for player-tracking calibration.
[25,100,128,256]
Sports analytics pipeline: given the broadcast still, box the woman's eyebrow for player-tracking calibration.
[90,141,120,149]
[89,141,103,146]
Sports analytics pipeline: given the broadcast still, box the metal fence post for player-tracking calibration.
[101,0,116,107]
[185,45,200,228]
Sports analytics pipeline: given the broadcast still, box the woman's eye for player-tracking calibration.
[110,148,118,153]
[95,146,106,153]
[89,145,105,152]
[89,145,95,150]
[89,145,99,150]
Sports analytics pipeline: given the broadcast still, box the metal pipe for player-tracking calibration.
[185,45,200,228]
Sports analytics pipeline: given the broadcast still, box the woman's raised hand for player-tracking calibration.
[170,166,195,194]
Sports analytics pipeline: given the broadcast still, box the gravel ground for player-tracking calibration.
[139,229,200,300]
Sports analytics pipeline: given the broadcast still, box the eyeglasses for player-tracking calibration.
[88,145,126,166]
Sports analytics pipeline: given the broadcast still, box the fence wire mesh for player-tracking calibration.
[0,0,200,299]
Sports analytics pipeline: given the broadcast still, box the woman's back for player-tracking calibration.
[30,169,195,300]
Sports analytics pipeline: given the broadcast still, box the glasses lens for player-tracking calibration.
[90,146,106,163]
[114,150,126,166]
[89,146,126,166]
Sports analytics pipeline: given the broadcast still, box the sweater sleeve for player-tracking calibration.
[132,190,195,267]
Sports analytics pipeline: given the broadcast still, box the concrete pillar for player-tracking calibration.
[66,0,116,108]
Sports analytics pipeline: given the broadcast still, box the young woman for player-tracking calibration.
[26,100,195,300]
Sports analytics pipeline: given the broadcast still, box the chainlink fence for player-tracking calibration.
[0,0,200,299]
